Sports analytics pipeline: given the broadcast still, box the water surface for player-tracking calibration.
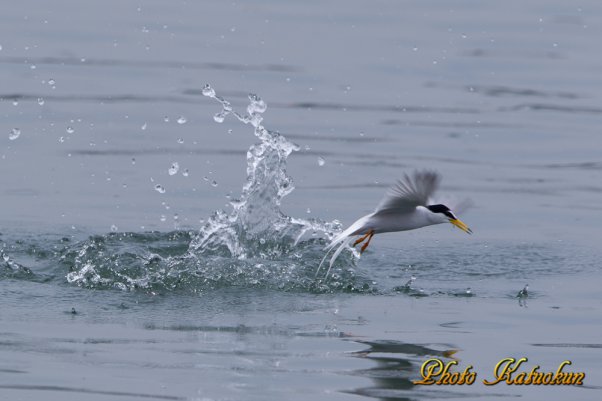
[2,1,602,400]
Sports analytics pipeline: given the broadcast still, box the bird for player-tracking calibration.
[517,284,529,298]
[318,170,472,278]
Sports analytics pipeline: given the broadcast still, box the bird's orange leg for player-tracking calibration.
[360,230,375,254]
[353,231,372,247]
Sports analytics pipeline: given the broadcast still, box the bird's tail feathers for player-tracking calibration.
[316,237,353,280]
[326,237,353,274]
[316,215,370,280]
[325,214,371,251]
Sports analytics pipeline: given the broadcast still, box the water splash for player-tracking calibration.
[188,85,340,259]
[9,128,21,140]
[61,85,364,293]
[60,231,360,293]
[168,162,179,176]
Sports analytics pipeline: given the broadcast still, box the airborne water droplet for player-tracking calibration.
[247,93,267,114]
[58,136,65,143]
[48,79,56,85]
[177,116,187,124]
[37,97,45,105]
[66,127,75,134]
[211,180,218,187]
[168,162,179,175]
[141,122,147,130]
[202,84,215,97]
[131,158,136,165]
[182,169,189,177]
[154,184,166,193]
[163,116,169,123]
[317,156,325,166]
[110,224,118,232]
[213,112,225,123]
[160,215,166,222]
[177,138,184,144]
[9,128,21,140]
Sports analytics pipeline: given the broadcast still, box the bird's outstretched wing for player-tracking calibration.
[375,170,441,213]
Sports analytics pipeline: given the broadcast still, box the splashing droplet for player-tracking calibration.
[182,169,189,177]
[213,112,226,123]
[317,156,325,166]
[66,127,75,134]
[178,85,344,284]
[168,162,179,176]
[37,97,45,106]
[48,79,56,85]
[110,224,118,232]
[9,128,21,140]
[154,184,166,193]
[58,136,65,143]
[160,215,166,222]
[177,116,187,125]
[202,84,215,97]
[247,93,267,114]
[211,180,218,187]
[177,138,184,144]
[141,123,147,130]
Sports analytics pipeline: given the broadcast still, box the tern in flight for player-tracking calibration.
[318,170,472,278]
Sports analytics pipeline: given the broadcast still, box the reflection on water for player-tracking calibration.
[346,340,513,401]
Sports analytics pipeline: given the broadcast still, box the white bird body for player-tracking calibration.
[318,170,472,278]
[360,206,445,234]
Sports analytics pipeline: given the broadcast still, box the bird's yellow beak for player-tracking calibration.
[450,218,472,234]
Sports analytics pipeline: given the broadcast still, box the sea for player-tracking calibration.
[1,1,601,400]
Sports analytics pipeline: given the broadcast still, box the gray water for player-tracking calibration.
[2,1,602,400]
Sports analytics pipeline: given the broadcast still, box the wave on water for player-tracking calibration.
[0,86,370,293]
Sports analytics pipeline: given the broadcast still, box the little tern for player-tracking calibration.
[318,170,472,277]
